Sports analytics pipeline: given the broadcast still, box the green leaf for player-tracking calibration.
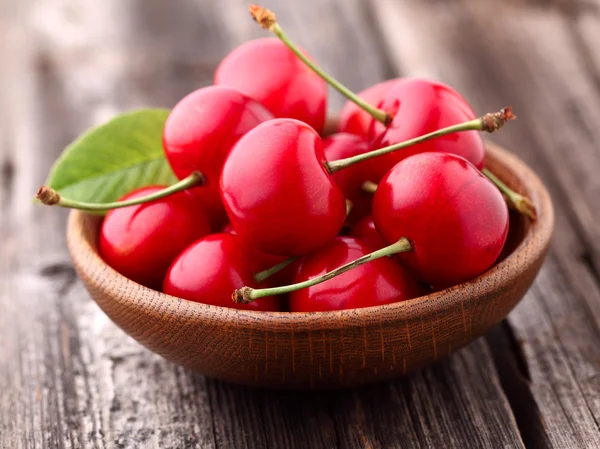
[46,108,176,212]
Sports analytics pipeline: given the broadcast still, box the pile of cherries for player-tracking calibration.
[40,6,532,313]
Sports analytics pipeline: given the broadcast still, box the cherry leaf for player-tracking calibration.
[45,109,176,211]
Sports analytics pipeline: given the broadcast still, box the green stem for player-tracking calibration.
[249,5,391,125]
[326,107,515,173]
[36,172,205,212]
[483,168,537,220]
[254,257,297,284]
[233,237,412,304]
[361,181,378,194]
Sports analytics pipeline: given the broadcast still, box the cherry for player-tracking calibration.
[220,118,347,257]
[373,152,509,288]
[215,37,327,133]
[163,233,280,311]
[163,86,274,228]
[221,222,289,273]
[221,224,300,288]
[337,79,401,138]
[249,5,390,126]
[221,223,235,234]
[365,78,485,182]
[289,237,420,312]
[350,215,386,251]
[322,133,373,223]
[98,186,212,290]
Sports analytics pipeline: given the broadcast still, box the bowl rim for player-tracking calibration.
[67,141,554,327]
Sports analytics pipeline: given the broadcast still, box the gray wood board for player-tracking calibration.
[2,0,599,447]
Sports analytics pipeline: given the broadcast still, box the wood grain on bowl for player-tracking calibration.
[66,142,553,389]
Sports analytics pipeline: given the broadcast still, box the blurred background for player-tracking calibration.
[2,0,600,448]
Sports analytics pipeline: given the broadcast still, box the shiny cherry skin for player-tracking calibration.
[215,38,327,133]
[337,78,401,138]
[367,78,485,182]
[220,222,235,234]
[163,86,274,228]
[372,152,509,288]
[220,223,297,286]
[99,186,212,290]
[350,215,386,251]
[289,237,421,312]
[163,233,280,311]
[221,222,287,270]
[323,132,374,223]
[220,118,347,257]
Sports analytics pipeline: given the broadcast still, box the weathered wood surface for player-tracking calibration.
[0,0,599,447]
[372,2,600,448]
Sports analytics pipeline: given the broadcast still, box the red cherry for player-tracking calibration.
[337,79,401,138]
[163,233,280,311]
[221,222,287,271]
[220,118,347,256]
[350,215,386,251]
[221,222,235,234]
[163,86,274,228]
[215,38,327,133]
[372,152,509,288]
[323,132,374,223]
[99,186,212,290]
[289,237,420,312]
[220,222,299,286]
[367,78,485,182]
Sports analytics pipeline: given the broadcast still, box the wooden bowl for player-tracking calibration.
[66,141,553,389]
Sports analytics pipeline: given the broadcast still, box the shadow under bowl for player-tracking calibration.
[66,141,553,389]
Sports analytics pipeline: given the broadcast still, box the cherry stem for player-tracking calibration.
[254,257,297,284]
[361,181,378,194]
[249,5,392,126]
[482,168,537,220]
[326,107,516,173]
[345,199,353,216]
[36,172,205,212]
[233,237,412,304]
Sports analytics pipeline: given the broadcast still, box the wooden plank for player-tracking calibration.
[0,0,528,448]
[370,0,600,447]
[330,339,524,449]
[487,324,555,449]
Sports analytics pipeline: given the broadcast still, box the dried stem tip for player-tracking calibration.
[249,5,276,30]
[516,196,538,221]
[36,186,61,206]
[481,107,516,133]
[232,286,254,304]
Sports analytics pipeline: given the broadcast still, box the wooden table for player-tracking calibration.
[2,0,600,447]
